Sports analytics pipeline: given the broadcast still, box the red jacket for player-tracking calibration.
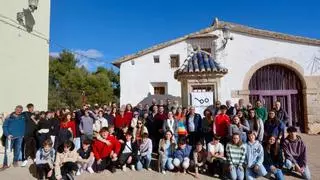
[125,111,133,121]
[92,135,121,160]
[214,114,230,137]
[60,120,76,137]
[114,115,130,129]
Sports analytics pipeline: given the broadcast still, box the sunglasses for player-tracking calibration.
[137,123,142,125]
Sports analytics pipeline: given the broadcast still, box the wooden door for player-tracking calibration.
[248,64,304,131]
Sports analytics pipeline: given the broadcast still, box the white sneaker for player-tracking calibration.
[161,170,166,174]
[76,170,81,176]
[147,168,152,171]
[87,167,94,174]
[122,165,127,172]
[21,160,28,167]
[131,165,136,171]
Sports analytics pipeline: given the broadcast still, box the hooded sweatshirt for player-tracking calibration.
[283,135,307,168]
[173,144,192,162]
[246,141,264,168]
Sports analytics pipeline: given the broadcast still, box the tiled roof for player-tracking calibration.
[112,18,320,67]
[175,50,228,77]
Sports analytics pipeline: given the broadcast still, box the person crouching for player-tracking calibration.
[173,137,192,173]
[119,131,138,171]
[76,139,95,175]
[35,139,55,180]
[92,127,121,173]
[55,140,79,180]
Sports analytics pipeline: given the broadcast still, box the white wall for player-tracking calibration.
[120,41,188,106]
[0,0,51,113]
[119,28,320,106]
[216,31,319,103]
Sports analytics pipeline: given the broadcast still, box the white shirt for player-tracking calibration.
[208,142,224,154]
[122,141,132,154]
[188,116,195,132]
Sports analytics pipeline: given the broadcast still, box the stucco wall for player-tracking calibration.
[120,41,188,106]
[0,0,51,113]
[214,31,319,103]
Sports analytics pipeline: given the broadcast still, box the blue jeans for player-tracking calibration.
[160,155,174,170]
[285,159,311,180]
[266,165,285,180]
[3,137,23,166]
[230,165,244,180]
[246,164,268,180]
[73,137,81,151]
[136,154,152,171]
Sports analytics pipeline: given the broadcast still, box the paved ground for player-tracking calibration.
[0,134,319,180]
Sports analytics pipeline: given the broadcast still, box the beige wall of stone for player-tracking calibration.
[305,76,320,134]
[232,57,320,134]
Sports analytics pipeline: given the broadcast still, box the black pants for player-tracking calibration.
[36,163,52,179]
[202,132,213,149]
[23,136,37,160]
[119,153,136,166]
[188,132,200,147]
[209,158,225,176]
[93,157,117,173]
[61,162,78,176]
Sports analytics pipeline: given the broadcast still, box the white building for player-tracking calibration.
[113,19,320,134]
[0,0,51,113]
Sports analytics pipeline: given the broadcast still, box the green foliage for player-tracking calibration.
[48,51,120,110]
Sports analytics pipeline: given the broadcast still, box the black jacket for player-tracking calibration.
[24,111,38,137]
[276,108,289,125]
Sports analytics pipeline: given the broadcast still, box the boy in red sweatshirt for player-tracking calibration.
[92,127,121,173]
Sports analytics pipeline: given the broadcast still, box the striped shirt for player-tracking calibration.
[226,143,246,166]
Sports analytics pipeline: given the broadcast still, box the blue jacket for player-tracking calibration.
[186,113,202,132]
[3,113,26,137]
[173,144,192,162]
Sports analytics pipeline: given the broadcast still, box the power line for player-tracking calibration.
[0,13,112,65]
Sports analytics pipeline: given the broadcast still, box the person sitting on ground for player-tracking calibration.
[191,141,207,178]
[263,135,285,180]
[119,131,138,172]
[173,137,192,174]
[283,126,311,180]
[55,140,79,180]
[245,131,267,180]
[207,135,226,178]
[226,133,246,180]
[76,139,95,175]
[92,127,121,173]
[158,130,176,174]
[35,139,55,180]
[136,133,153,171]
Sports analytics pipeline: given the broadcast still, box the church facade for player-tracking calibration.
[113,19,320,134]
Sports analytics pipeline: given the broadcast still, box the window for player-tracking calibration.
[153,55,160,63]
[154,87,165,95]
[201,48,211,54]
[170,54,180,68]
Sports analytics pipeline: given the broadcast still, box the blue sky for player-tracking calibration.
[50,0,320,71]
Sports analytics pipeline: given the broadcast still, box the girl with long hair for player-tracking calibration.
[247,109,264,142]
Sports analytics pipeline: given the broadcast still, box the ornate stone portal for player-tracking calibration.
[174,50,228,109]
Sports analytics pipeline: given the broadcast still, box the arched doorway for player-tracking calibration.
[249,64,305,132]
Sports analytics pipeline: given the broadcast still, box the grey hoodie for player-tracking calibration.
[246,141,264,168]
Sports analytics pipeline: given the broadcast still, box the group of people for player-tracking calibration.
[0,98,311,180]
